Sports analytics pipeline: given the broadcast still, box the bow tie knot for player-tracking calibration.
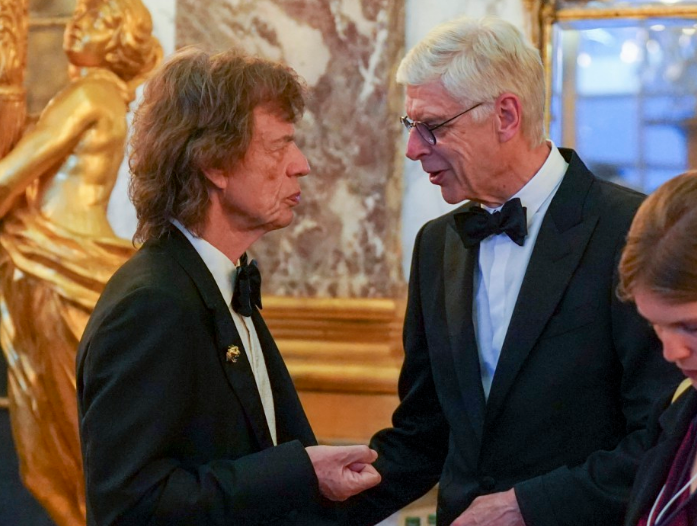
[455,198,528,248]
[232,253,262,317]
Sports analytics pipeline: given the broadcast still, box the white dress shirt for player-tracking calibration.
[473,143,568,399]
[173,221,277,444]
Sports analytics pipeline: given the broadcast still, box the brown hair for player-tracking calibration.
[618,171,697,303]
[128,47,306,242]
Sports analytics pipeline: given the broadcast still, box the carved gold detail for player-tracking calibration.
[263,296,405,394]
[0,0,28,157]
[555,5,697,20]
[0,0,27,85]
[0,1,162,525]
[522,0,544,48]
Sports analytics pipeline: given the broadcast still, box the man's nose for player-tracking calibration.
[405,128,432,161]
[289,145,310,177]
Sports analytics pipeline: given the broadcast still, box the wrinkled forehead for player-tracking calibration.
[405,81,460,119]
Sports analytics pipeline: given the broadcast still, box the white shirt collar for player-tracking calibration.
[484,141,567,225]
[171,220,237,306]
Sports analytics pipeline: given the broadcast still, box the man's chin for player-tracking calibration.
[439,188,468,205]
[264,213,294,233]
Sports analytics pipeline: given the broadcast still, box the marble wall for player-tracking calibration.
[177,0,406,298]
[108,0,532,298]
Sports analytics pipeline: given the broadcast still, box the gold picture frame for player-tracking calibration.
[537,0,697,134]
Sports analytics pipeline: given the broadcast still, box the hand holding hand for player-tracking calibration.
[305,445,381,501]
[450,489,524,526]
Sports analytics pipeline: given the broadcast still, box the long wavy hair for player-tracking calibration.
[128,47,306,242]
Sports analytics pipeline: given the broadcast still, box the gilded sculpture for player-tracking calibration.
[0,1,161,524]
[0,0,28,157]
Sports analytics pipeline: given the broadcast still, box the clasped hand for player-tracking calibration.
[305,445,381,501]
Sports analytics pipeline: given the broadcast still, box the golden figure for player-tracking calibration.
[0,0,28,157]
[0,1,161,524]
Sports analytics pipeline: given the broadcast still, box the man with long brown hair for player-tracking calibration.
[76,47,380,526]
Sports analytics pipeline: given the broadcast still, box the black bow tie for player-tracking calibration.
[455,198,528,248]
[232,253,262,317]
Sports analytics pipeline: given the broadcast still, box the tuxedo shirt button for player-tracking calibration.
[479,476,496,491]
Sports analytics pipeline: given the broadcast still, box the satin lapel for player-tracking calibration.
[485,152,599,426]
[251,311,316,446]
[444,214,486,443]
[164,228,274,449]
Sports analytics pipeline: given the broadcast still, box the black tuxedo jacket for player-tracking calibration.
[624,384,697,526]
[343,149,682,526]
[77,227,333,526]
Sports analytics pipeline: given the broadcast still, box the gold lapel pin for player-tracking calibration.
[226,345,241,364]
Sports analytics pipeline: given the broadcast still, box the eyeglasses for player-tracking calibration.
[400,102,484,146]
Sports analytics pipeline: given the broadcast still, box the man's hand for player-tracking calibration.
[305,445,381,501]
[451,489,525,526]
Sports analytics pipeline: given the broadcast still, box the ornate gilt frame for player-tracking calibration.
[534,0,697,134]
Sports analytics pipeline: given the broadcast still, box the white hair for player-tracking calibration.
[396,16,546,146]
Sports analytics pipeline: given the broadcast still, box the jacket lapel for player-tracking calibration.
[485,150,600,426]
[163,228,275,449]
[444,203,486,444]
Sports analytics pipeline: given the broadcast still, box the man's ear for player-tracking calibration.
[495,93,522,143]
[201,167,228,190]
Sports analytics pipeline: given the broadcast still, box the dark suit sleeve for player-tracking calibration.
[79,286,319,526]
[340,225,449,526]
[515,235,682,526]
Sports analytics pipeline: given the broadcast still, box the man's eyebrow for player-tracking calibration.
[411,113,443,125]
[266,133,294,148]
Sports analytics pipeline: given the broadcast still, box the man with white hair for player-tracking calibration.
[343,16,681,526]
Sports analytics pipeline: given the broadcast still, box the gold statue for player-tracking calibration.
[0,1,161,524]
[0,0,28,157]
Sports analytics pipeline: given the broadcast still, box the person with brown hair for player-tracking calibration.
[76,47,380,526]
[618,172,697,526]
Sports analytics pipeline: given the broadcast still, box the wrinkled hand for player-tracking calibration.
[451,489,524,526]
[305,445,381,501]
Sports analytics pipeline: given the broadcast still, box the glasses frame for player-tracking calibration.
[400,102,484,146]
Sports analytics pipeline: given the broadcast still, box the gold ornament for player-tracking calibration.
[0,1,161,525]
